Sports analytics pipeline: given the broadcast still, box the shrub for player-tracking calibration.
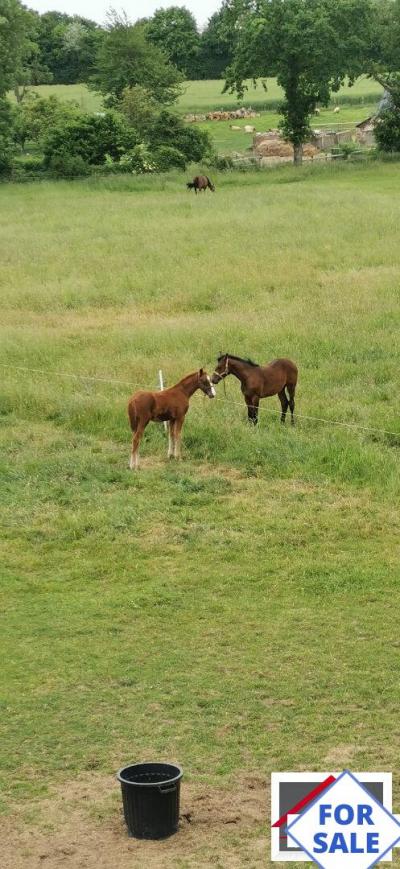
[375,107,400,153]
[48,153,90,178]
[119,85,159,137]
[11,155,46,182]
[0,98,13,178]
[11,96,82,152]
[119,144,156,173]
[208,153,234,171]
[153,145,187,171]
[148,110,213,162]
[43,110,138,166]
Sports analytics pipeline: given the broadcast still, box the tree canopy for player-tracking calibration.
[197,7,235,79]
[91,12,183,105]
[146,6,200,78]
[36,11,103,85]
[225,0,374,162]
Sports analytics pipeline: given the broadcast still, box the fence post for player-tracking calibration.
[158,369,168,433]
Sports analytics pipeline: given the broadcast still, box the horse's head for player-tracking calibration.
[198,368,216,398]
[211,354,229,384]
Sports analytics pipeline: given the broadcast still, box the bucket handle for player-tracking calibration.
[158,783,177,794]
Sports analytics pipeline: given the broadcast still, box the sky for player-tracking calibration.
[26,0,219,27]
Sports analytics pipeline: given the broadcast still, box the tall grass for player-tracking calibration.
[1,162,400,865]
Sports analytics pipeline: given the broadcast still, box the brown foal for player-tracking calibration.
[211,353,298,425]
[127,369,216,469]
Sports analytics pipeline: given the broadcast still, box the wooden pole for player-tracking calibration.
[158,369,168,433]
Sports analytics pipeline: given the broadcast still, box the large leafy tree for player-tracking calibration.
[36,12,103,85]
[368,0,400,150]
[91,12,183,105]
[146,6,200,78]
[0,0,41,97]
[197,8,236,79]
[369,0,400,99]
[225,0,373,163]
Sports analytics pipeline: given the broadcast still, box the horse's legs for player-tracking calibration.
[278,388,289,424]
[168,420,175,459]
[173,417,185,458]
[129,422,147,470]
[246,395,259,425]
[287,383,296,425]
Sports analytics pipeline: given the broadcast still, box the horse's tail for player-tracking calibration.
[187,181,195,190]
[128,400,138,432]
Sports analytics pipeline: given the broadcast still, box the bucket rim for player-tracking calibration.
[116,761,183,787]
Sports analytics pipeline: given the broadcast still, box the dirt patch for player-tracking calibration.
[323,743,358,768]
[0,773,269,868]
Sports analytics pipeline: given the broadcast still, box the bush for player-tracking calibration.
[43,110,138,166]
[148,110,213,162]
[153,145,187,171]
[375,107,400,153]
[48,153,90,178]
[208,153,234,171]
[118,144,156,173]
[119,85,159,137]
[0,98,13,178]
[11,96,82,152]
[11,155,46,182]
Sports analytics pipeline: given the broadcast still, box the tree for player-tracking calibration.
[146,6,200,78]
[375,101,400,150]
[225,0,373,163]
[119,85,159,137]
[368,0,400,101]
[0,96,13,175]
[11,93,81,151]
[1,0,36,96]
[91,12,183,105]
[35,11,103,85]
[197,8,235,79]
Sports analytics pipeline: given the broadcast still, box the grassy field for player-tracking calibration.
[1,162,400,867]
[8,77,383,114]
[198,103,378,155]
[179,77,383,112]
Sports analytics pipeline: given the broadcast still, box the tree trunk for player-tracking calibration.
[14,85,26,104]
[293,142,303,165]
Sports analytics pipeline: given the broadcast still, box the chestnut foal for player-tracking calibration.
[128,369,215,469]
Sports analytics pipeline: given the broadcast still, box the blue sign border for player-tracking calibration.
[285,770,400,869]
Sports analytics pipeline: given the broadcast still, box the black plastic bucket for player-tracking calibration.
[117,762,183,839]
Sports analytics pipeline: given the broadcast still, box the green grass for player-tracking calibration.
[178,76,383,113]
[9,75,382,117]
[1,162,400,864]
[199,103,378,155]
[8,83,103,112]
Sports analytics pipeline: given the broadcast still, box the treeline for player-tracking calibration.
[1,0,400,178]
[0,2,233,93]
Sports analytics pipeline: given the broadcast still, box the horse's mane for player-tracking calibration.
[218,353,259,367]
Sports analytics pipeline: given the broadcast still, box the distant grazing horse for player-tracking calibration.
[128,369,216,469]
[211,354,298,425]
[187,175,215,194]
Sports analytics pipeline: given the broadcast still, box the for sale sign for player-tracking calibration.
[271,771,400,864]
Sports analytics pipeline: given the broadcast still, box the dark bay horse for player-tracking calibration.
[187,175,215,193]
[127,369,215,469]
[211,354,298,425]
